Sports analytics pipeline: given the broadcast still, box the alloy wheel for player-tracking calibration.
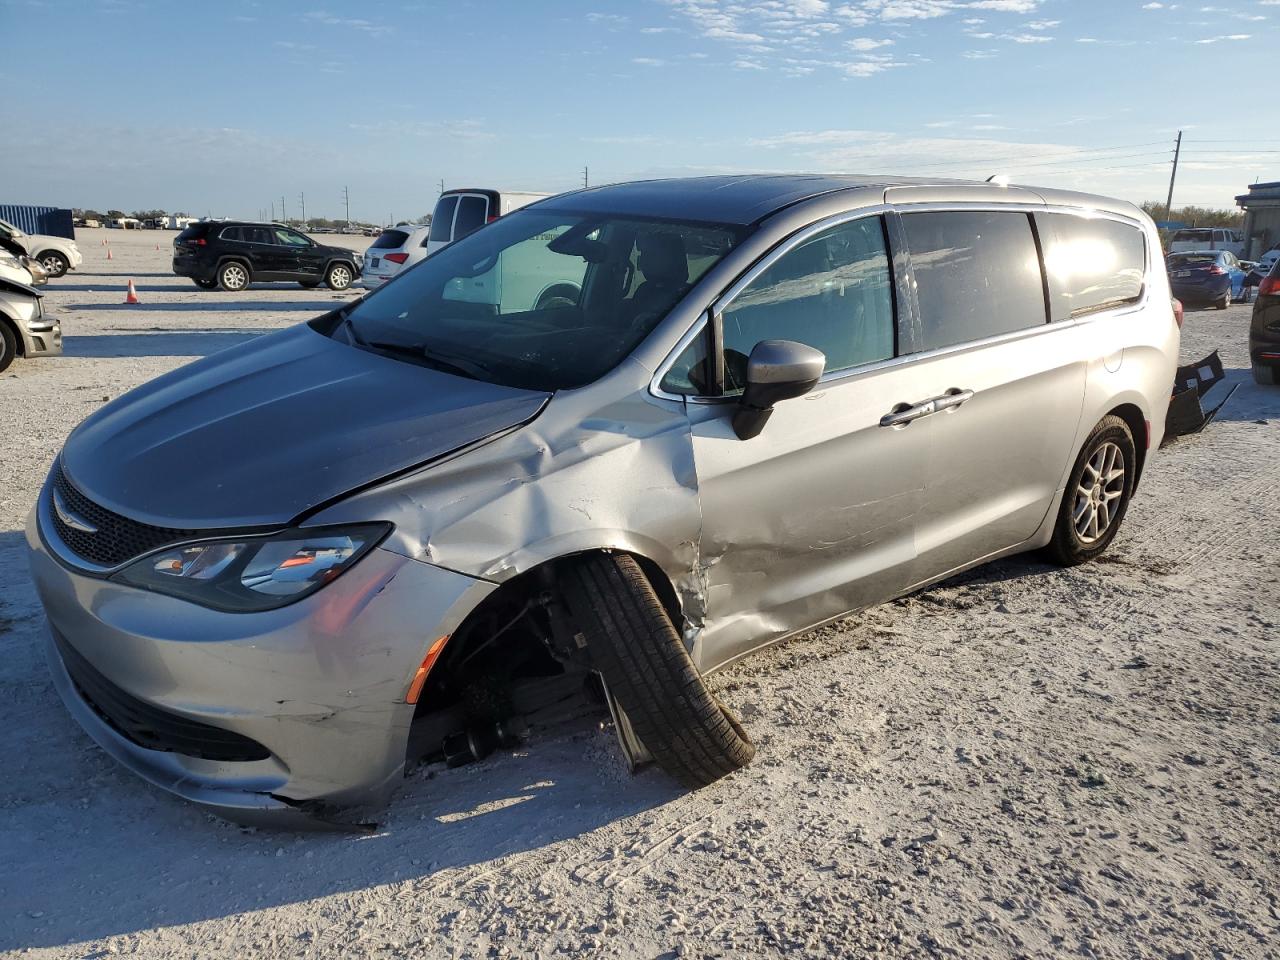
[329,265,351,289]
[222,265,248,290]
[1072,441,1125,544]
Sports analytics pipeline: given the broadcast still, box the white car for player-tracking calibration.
[1248,248,1280,283]
[0,217,83,278]
[360,223,431,289]
[1167,227,1245,257]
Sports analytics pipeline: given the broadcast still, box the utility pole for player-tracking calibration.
[299,192,306,227]
[438,179,445,195]
[583,166,589,188]
[280,195,286,222]
[271,200,275,221]
[1164,130,1183,221]
[342,185,350,227]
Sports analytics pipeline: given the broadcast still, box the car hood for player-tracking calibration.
[60,323,550,529]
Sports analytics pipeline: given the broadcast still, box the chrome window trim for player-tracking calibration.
[649,200,1153,403]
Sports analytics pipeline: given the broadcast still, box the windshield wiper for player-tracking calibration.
[356,337,491,382]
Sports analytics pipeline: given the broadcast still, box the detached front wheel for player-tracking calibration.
[1045,415,1136,566]
[562,553,755,787]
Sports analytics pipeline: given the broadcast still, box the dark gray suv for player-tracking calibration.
[172,220,362,291]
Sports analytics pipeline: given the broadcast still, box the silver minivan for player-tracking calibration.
[27,175,1178,825]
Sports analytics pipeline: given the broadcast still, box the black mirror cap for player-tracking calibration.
[732,339,826,440]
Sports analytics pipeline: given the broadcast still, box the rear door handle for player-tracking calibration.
[880,399,937,428]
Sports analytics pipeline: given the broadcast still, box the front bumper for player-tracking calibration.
[23,312,62,357]
[26,482,493,824]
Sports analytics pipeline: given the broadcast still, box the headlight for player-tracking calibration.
[112,523,390,612]
[0,255,20,270]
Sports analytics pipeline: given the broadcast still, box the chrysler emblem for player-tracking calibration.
[52,486,98,534]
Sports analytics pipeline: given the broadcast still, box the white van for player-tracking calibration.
[423,188,549,256]
[1168,227,1244,256]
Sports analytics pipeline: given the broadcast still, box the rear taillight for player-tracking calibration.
[486,215,499,224]
[1204,265,1225,275]
[1260,277,1280,297]
[384,252,409,264]
[188,237,206,246]
[1171,298,1184,328]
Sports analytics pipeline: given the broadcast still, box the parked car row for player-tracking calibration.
[0,216,82,278]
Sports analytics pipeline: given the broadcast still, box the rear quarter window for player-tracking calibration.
[218,226,244,242]
[901,210,1047,352]
[1038,213,1146,319]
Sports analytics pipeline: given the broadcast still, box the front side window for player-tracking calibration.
[274,228,311,247]
[1038,213,1146,318]
[717,216,895,394]
[902,211,1047,352]
[341,209,746,391]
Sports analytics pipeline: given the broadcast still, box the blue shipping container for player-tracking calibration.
[0,205,75,239]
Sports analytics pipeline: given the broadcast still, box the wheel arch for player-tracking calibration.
[0,312,24,357]
[1103,401,1150,490]
[216,255,253,279]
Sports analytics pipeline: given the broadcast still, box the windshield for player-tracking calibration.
[338,209,746,391]
[1168,253,1218,266]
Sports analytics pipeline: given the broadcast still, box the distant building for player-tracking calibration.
[1235,180,1280,258]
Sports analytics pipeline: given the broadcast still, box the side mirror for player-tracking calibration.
[732,339,826,440]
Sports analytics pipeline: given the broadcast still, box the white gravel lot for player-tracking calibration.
[1,230,1277,959]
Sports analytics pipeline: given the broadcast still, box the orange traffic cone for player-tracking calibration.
[106,247,113,260]
[124,279,139,304]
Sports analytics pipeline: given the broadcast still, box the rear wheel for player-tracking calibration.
[1253,364,1277,386]
[1216,290,1230,310]
[1045,416,1136,567]
[325,262,353,291]
[561,553,756,787]
[217,261,250,292]
[0,322,16,373]
[38,251,69,278]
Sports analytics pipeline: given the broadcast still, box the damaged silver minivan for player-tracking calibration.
[27,175,1178,824]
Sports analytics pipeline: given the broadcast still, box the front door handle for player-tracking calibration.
[933,388,975,412]
[880,399,937,428]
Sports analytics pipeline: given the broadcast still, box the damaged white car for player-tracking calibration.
[27,175,1178,826]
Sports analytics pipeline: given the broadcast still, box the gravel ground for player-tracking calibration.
[1,230,1276,959]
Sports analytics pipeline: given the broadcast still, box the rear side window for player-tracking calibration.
[902,211,1047,352]
[372,229,409,250]
[218,226,243,242]
[453,195,489,241]
[429,196,458,242]
[1038,213,1146,318]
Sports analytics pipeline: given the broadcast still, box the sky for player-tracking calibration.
[1,0,1277,223]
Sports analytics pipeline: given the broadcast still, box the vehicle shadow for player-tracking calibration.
[0,530,680,951]
[60,301,337,313]
[62,330,275,358]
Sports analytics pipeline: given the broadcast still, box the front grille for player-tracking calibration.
[50,461,200,568]
[54,629,271,763]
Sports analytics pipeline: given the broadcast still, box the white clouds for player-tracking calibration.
[1024,18,1060,28]
[847,36,895,48]
[733,58,767,69]
[1194,32,1251,41]
[961,48,998,57]
[304,10,391,36]
[631,57,666,65]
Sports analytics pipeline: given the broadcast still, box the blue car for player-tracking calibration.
[1166,250,1250,309]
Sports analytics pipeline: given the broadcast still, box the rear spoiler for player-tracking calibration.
[0,276,43,298]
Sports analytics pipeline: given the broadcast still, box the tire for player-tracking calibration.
[1253,364,1277,386]
[1216,290,1230,310]
[0,321,16,373]
[193,278,217,290]
[325,262,353,291]
[38,251,69,278]
[562,553,756,787]
[217,261,250,292]
[1045,416,1136,567]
